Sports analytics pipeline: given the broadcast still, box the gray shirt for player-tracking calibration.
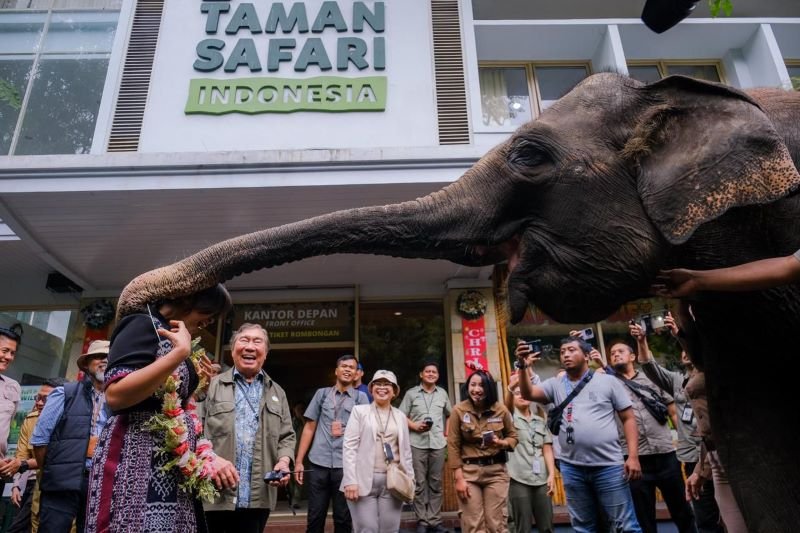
[640,360,700,463]
[399,385,452,450]
[613,370,676,456]
[540,372,632,466]
[507,408,552,486]
[304,386,368,468]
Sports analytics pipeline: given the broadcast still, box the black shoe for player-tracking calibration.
[416,525,428,533]
[428,527,449,533]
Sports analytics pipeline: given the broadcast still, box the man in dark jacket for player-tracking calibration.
[32,340,110,533]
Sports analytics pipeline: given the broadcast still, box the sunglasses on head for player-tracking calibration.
[0,323,23,342]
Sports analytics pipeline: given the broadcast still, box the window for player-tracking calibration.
[628,61,723,84]
[1,310,76,383]
[358,301,448,397]
[0,9,118,155]
[478,63,590,130]
[787,62,800,91]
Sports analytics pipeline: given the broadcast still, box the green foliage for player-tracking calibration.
[0,79,22,110]
[708,0,733,17]
[791,77,800,91]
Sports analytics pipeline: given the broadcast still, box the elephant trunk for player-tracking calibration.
[117,159,518,317]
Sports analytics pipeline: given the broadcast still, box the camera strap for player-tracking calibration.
[615,374,668,424]
[548,371,593,433]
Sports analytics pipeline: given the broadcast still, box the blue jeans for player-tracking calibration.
[560,462,642,533]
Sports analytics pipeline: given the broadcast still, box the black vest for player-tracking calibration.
[41,380,96,492]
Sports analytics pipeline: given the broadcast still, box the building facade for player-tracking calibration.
[1,0,799,483]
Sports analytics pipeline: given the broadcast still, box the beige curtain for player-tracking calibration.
[479,68,510,126]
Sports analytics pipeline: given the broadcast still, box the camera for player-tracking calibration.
[264,470,285,483]
[423,416,434,430]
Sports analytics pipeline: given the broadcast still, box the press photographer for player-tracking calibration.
[604,332,697,533]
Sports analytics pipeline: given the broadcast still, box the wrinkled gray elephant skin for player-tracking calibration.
[118,74,800,531]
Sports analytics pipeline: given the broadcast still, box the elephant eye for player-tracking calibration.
[508,139,552,172]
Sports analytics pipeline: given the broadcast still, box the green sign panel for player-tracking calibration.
[233,301,355,344]
[185,76,386,114]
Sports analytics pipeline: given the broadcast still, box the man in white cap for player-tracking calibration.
[32,339,110,533]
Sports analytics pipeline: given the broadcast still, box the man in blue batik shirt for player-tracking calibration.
[203,323,295,533]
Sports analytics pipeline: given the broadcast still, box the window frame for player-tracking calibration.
[0,7,117,155]
[786,60,800,90]
[627,59,727,84]
[477,60,592,132]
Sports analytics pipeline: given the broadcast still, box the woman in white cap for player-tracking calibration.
[341,369,414,532]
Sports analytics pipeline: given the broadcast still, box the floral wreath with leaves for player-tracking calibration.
[145,338,218,502]
[457,290,488,320]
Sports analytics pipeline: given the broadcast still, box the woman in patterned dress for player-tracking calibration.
[86,284,239,533]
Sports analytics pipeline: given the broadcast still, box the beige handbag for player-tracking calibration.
[385,461,415,503]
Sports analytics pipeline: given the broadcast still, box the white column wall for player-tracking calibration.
[742,24,793,89]
[591,24,628,75]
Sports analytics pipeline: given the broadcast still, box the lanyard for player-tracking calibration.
[236,378,261,417]
[329,387,349,420]
[419,387,436,414]
[89,389,104,436]
[375,405,393,436]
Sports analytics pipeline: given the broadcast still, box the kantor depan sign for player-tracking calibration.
[185,1,387,114]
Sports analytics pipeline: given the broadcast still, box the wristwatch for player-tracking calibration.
[514,360,528,369]
[18,461,29,474]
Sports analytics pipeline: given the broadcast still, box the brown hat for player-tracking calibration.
[77,340,109,371]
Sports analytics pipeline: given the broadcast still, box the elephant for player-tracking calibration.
[118,74,800,531]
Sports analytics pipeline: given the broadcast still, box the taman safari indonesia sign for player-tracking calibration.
[185,1,387,114]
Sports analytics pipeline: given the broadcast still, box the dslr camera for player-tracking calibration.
[264,470,285,483]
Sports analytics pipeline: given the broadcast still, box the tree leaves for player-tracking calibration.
[708,0,734,17]
[0,79,22,110]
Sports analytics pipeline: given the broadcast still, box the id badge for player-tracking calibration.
[86,435,98,458]
[532,459,542,475]
[681,405,694,424]
[331,419,343,437]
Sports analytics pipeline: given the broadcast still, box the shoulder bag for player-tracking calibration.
[375,407,415,502]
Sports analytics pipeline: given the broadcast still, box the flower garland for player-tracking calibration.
[145,338,218,502]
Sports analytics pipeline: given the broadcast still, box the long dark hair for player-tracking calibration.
[155,284,232,319]
[462,370,498,408]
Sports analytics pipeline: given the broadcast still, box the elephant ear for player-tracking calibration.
[625,75,800,245]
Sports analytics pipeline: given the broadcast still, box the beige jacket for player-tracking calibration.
[203,368,295,510]
[340,404,414,497]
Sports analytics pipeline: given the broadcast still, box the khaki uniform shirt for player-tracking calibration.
[507,409,552,486]
[399,385,452,450]
[447,400,518,469]
[616,370,676,456]
[0,374,21,457]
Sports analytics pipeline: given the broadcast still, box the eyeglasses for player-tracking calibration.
[372,382,393,389]
[34,394,49,404]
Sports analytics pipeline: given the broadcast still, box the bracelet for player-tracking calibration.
[514,360,528,369]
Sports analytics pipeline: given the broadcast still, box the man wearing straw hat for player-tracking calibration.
[32,340,110,533]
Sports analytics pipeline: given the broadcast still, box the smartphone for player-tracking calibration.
[383,442,395,461]
[578,327,594,341]
[481,430,495,446]
[526,338,542,353]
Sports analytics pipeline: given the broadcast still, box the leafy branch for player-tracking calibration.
[709,0,733,17]
[0,79,22,110]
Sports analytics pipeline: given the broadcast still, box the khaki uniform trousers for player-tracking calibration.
[457,463,510,533]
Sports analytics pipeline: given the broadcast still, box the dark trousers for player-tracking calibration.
[683,462,724,533]
[206,508,270,533]
[306,463,351,533]
[39,471,89,533]
[7,477,37,533]
[629,452,697,533]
